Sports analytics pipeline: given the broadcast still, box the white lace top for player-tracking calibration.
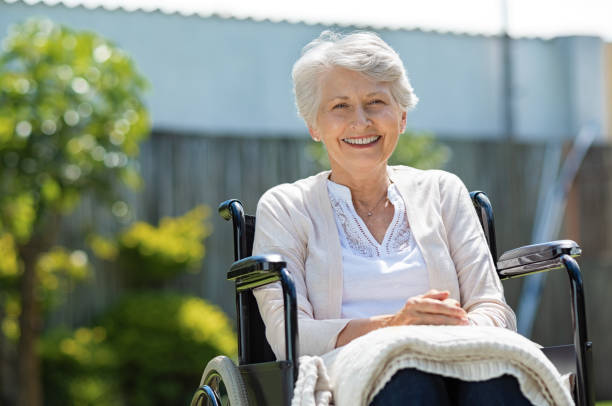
[327,180,430,319]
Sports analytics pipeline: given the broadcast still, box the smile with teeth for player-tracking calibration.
[343,136,381,145]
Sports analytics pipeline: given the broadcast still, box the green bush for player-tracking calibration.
[41,202,225,405]
[42,294,236,406]
[117,206,211,287]
[89,205,211,288]
[40,327,121,406]
[101,293,236,406]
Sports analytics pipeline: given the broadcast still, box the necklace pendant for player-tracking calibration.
[367,211,373,216]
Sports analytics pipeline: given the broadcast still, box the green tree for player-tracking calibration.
[0,18,150,406]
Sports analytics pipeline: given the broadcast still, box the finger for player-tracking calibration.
[423,289,449,296]
[391,304,469,326]
[413,298,467,318]
[442,298,461,308]
[402,292,446,310]
[421,290,449,300]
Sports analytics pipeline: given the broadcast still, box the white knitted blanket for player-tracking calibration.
[291,326,574,406]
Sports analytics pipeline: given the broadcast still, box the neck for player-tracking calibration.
[329,163,389,206]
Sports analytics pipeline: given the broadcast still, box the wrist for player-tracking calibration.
[377,314,396,328]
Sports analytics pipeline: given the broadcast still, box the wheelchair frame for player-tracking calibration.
[191,192,594,406]
[470,191,593,406]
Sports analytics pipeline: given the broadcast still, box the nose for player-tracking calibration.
[351,106,372,129]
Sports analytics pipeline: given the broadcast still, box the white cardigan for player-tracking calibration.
[253,166,517,360]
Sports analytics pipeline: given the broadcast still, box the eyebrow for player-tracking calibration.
[326,92,387,102]
[327,96,349,101]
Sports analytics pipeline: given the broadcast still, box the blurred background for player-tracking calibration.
[0,0,611,404]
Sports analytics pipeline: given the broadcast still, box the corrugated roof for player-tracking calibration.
[2,0,509,39]
[4,0,608,41]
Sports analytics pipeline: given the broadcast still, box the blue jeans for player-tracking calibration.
[369,368,533,406]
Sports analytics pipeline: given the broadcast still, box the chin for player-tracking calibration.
[346,160,388,174]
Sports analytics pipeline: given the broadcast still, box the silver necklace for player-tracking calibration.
[359,191,388,216]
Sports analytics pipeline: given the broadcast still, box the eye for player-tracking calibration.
[368,99,385,105]
[332,103,349,110]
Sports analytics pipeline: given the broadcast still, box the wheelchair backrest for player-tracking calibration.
[469,191,499,264]
[238,214,278,363]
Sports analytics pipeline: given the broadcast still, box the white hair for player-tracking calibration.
[292,30,419,127]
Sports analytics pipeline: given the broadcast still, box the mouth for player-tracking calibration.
[342,135,381,146]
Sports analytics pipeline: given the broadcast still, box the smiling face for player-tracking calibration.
[310,67,407,181]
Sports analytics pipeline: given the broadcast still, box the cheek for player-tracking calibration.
[374,110,403,128]
[320,114,347,133]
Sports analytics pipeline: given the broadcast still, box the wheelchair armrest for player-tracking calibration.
[498,241,593,404]
[227,254,299,382]
[496,240,581,279]
[227,254,287,291]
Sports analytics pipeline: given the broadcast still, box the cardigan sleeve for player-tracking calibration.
[252,186,350,360]
[439,173,517,330]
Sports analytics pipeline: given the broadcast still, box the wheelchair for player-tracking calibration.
[190,191,594,406]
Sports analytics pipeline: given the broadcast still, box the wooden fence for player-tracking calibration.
[50,131,612,399]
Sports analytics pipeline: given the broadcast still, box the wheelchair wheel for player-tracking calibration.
[191,355,248,406]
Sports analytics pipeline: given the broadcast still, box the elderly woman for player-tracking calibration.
[252,31,533,405]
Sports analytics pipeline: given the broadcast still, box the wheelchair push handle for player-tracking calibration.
[218,199,248,261]
[218,199,244,221]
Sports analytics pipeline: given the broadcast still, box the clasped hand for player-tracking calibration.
[386,289,469,327]
[335,289,469,348]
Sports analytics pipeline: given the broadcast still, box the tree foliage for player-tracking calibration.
[0,17,150,240]
[0,17,150,406]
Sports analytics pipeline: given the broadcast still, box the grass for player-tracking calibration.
[597,402,612,406]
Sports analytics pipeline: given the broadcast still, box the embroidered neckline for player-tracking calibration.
[327,180,414,258]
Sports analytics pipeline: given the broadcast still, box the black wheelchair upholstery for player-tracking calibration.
[191,192,594,406]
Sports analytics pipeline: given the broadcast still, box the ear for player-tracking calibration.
[399,111,407,134]
[308,126,320,142]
